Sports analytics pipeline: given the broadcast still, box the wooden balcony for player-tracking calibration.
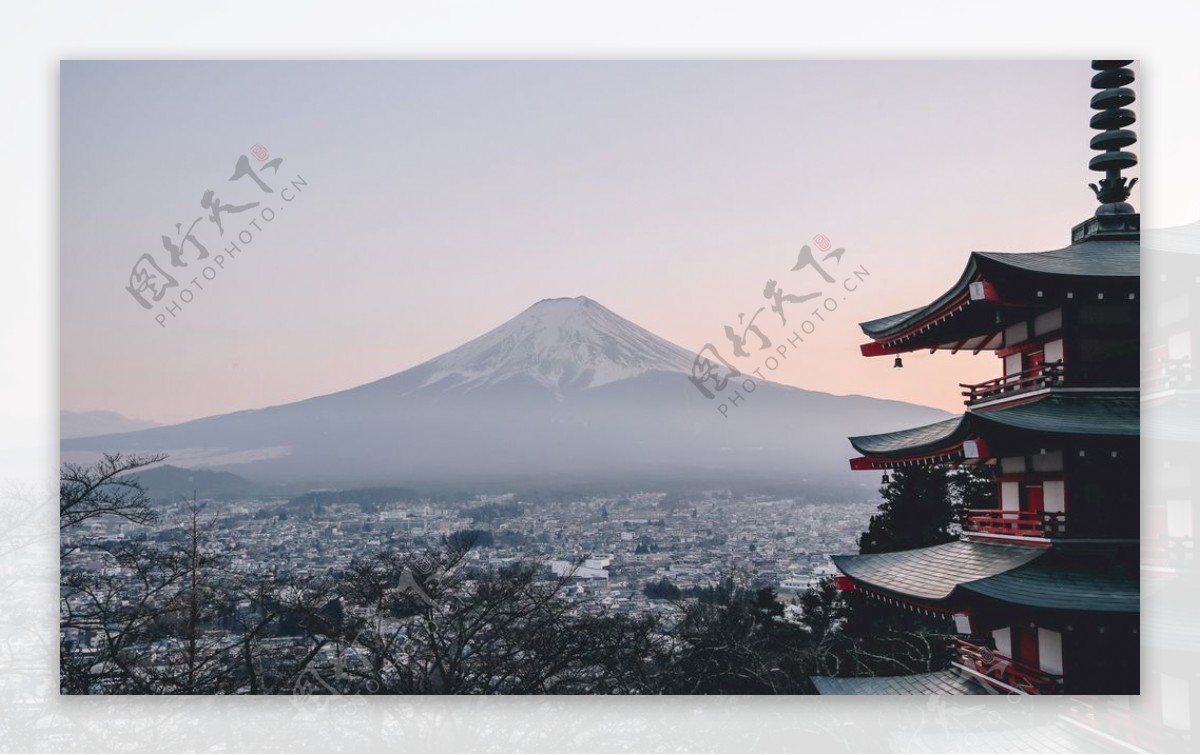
[965,509,1066,539]
[960,359,1063,405]
[953,638,1061,695]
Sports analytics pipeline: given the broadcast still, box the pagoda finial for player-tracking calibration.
[1087,60,1138,215]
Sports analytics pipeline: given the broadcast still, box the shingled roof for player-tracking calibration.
[831,540,1043,602]
[970,393,1139,437]
[849,393,1138,460]
[848,416,967,457]
[959,548,1139,613]
[834,540,1140,613]
[860,237,1138,340]
[974,239,1139,277]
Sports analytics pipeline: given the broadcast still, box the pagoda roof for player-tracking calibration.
[810,670,985,695]
[858,234,1138,354]
[849,393,1138,462]
[849,416,967,458]
[973,239,1138,278]
[833,541,1139,613]
[831,540,1042,603]
[959,548,1138,613]
[969,392,1139,436]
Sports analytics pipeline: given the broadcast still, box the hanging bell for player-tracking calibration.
[881,473,890,484]
[893,356,904,368]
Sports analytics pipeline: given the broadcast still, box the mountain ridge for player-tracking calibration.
[62,296,951,491]
[61,410,161,439]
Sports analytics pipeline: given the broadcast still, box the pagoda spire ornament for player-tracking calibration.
[1087,60,1138,215]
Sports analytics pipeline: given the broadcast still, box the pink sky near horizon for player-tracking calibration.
[60,61,1137,425]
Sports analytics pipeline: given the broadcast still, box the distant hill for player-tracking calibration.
[61,410,160,439]
[135,464,257,501]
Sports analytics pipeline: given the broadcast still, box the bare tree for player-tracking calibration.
[61,495,302,695]
[652,587,810,694]
[296,538,676,695]
[58,464,841,696]
[61,539,193,693]
[60,452,166,530]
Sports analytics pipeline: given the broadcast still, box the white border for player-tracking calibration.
[3,2,1197,752]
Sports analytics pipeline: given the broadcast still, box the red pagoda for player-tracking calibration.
[824,61,1140,695]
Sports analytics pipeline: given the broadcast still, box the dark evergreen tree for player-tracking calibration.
[643,578,682,600]
[857,466,955,554]
[948,463,998,531]
[791,465,967,681]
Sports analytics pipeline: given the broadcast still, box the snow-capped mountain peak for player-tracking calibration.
[417,296,695,394]
[63,293,953,488]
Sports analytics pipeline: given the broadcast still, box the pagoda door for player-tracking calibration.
[1025,484,1044,513]
[1014,626,1040,667]
[1007,625,1044,693]
[1024,484,1044,535]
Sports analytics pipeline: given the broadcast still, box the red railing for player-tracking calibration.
[965,509,1066,538]
[960,359,1063,405]
[953,638,1061,695]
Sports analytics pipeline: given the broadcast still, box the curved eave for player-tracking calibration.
[860,329,1003,358]
[858,260,1001,357]
[848,394,1138,468]
[831,541,1044,604]
[858,238,1139,356]
[974,238,1139,278]
[848,416,970,468]
[860,256,983,340]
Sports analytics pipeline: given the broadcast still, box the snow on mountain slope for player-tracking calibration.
[414,296,695,395]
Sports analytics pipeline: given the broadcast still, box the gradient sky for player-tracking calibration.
[61,61,1136,424]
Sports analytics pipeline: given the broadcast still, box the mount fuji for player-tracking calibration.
[62,297,950,494]
[412,296,695,397]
